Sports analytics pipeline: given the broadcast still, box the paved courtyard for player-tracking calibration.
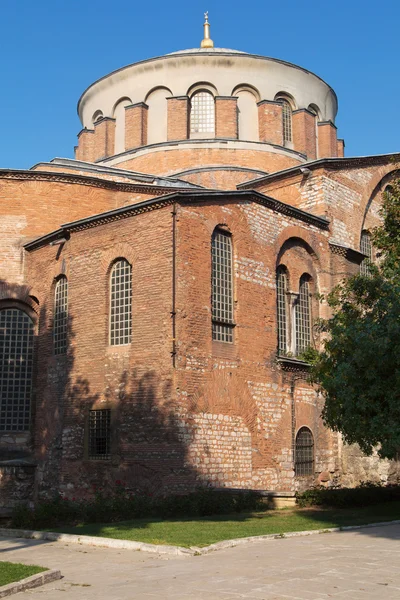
[0,524,399,599]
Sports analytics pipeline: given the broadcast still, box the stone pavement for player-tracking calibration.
[0,524,399,599]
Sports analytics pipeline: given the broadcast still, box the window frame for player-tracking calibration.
[211,228,235,343]
[276,266,289,355]
[88,408,111,460]
[190,90,215,137]
[360,230,373,276]
[109,258,132,346]
[53,276,68,356]
[295,427,314,477]
[294,275,312,356]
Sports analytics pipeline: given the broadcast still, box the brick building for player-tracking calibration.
[1,18,399,509]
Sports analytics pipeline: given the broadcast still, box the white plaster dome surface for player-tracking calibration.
[78,47,338,128]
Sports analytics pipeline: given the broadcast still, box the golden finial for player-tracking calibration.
[201,11,214,48]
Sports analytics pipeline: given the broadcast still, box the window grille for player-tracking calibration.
[190,91,215,134]
[295,276,311,355]
[54,277,68,355]
[212,230,234,342]
[279,99,292,142]
[0,309,34,431]
[360,231,372,276]
[276,268,288,354]
[89,409,111,459]
[295,427,314,476]
[110,259,132,346]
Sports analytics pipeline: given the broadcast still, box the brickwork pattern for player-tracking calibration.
[167,97,189,141]
[215,97,238,139]
[258,101,283,146]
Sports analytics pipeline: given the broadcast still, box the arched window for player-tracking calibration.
[276,267,288,355]
[295,427,314,476]
[295,275,311,355]
[54,276,68,355]
[190,91,215,135]
[92,110,103,125]
[360,231,372,276]
[110,259,132,346]
[212,229,234,342]
[0,308,34,431]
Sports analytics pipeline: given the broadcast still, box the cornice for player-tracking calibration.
[329,242,365,264]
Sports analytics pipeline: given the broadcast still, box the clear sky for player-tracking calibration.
[1,0,398,170]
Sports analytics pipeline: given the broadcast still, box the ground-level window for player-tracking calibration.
[295,427,314,476]
[89,409,111,459]
[0,308,34,431]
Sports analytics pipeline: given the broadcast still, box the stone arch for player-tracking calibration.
[113,97,132,154]
[233,85,259,142]
[359,166,400,233]
[187,82,218,98]
[145,86,171,145]
[91,110,103,125]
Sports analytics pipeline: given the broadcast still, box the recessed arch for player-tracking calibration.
[274,92,296,110]
[92,110,103,125]
[232,84,260,103]
[308,103,321,119]
[113,97,132,155]
[187,81,218,98]
[145,86,171,144]
[234,85,259,142]
[144,86,172,103]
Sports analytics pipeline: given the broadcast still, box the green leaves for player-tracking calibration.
[311,179,400,460]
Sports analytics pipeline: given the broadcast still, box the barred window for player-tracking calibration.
[54,277,68,355]
[295,275,311,355]
[295,427,314,476]
[212,229,234,343]
[276,267,288,355]
[110,259,132,346]
[280,99,292,143]
[0,308,34,431]
[360,231,372,276]
[89,409,111,459]
[190,91,215,134]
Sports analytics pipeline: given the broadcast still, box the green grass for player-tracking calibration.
[53,500,400,548]
[0,562,47,587]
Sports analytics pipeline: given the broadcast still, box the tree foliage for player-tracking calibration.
[310,179,400,459]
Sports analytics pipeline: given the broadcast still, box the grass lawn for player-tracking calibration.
[0,562,47,587]
[53,500,400,548]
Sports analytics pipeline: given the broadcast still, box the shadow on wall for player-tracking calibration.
[0,279,205,503]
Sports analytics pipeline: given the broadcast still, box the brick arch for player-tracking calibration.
[99,244,139,276]
[0,281,40,315]
[274,226,320,265]
[359,165,400,232]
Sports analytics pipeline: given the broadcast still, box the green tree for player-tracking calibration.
[310,179,400,459]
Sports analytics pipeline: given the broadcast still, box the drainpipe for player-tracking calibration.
[171,202,177,368]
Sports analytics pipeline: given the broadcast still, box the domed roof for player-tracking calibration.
[166,48,249,55]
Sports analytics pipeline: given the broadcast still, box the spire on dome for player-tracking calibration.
[200,11,214,48]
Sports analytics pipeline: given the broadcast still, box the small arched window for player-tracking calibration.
[295,275,311,355]
[92,110,104,124]
[360,231,372,276]
[54,276,68,355]
[110,259,132,346]
[295,427,314,476]
[212,229,234,343]
[190,91,215,135]
[0,308,34,431]
[276,267,288,355]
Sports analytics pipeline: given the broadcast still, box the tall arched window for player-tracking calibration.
[190,91,215,135]
[295,275,311,355]
[212,229,234,342]
[110,259,132,346]
[276,267,288,355]
[0,308,34,431]
[54,276,68,355]
[360,231,372,276]
[295,427,314,476]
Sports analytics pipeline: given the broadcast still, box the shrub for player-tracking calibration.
[10,485,264,530]
[296,482,400,508]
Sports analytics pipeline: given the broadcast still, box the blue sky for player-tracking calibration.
[1,0,398,170]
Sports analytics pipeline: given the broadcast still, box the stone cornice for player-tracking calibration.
[329,242,365,264]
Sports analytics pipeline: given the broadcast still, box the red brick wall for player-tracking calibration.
[125,103,148,149]
[93,118,116,161]
[258,101,283,146]
[215,97,238,139]
[292,109,317,159]
[318,122,338,158]
[167,97,189,141]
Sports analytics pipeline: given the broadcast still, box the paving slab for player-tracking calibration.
[0,524,399,599]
